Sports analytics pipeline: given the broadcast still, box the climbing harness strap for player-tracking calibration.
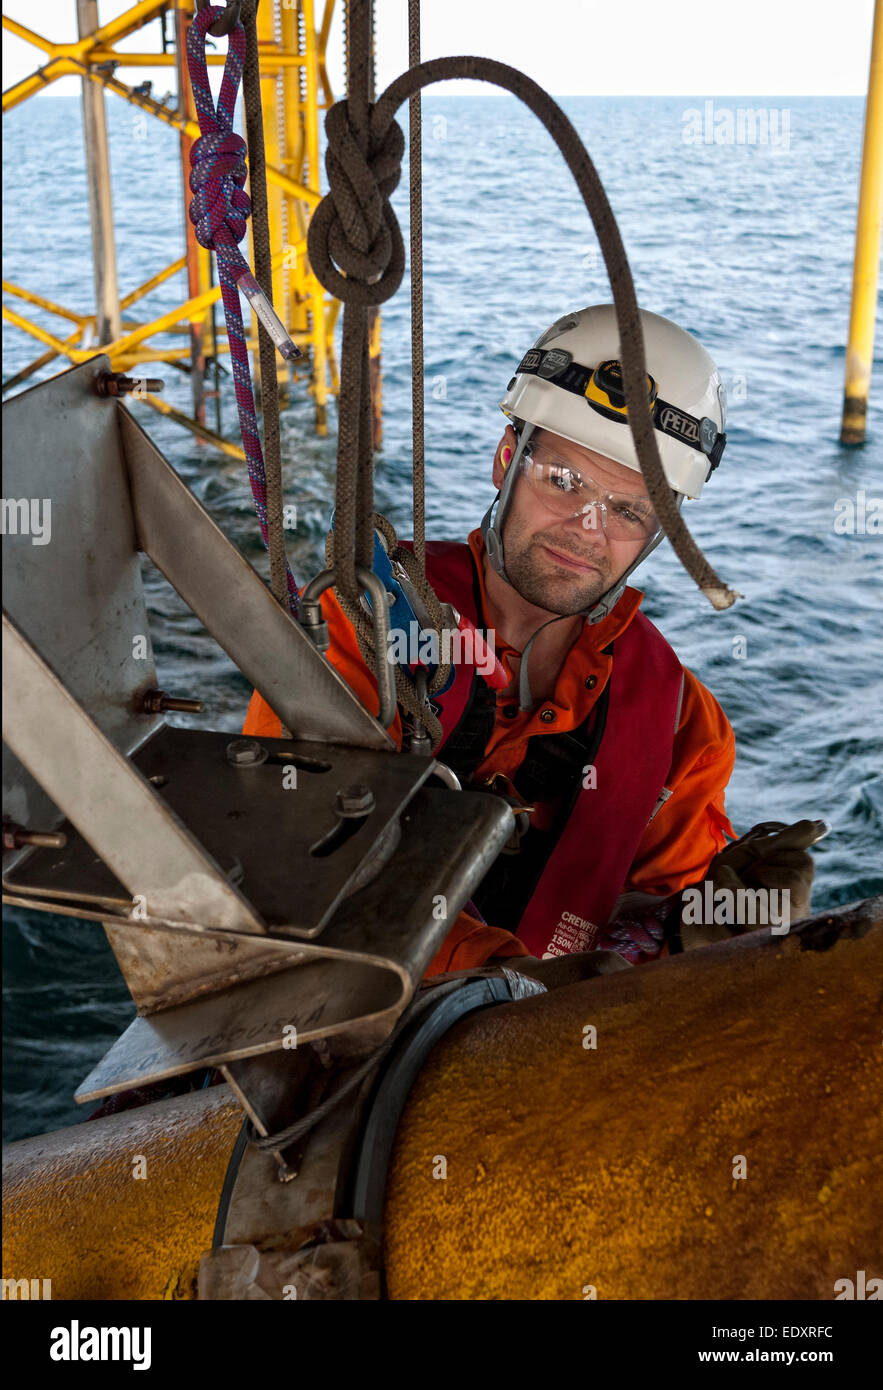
[186,4,300,617]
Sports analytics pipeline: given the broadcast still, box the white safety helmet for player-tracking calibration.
[500,303,727,499]
[480,305,728,706]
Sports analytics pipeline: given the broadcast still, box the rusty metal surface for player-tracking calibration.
[383,901,883,1300]
[1,1087,242,1301]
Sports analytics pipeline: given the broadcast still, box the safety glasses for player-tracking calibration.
[520,439,660,542]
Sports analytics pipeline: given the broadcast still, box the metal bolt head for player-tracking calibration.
[226,738,269,767]
[335,784,375,817]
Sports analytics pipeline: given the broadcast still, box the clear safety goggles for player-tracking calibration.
[519,439,661,542]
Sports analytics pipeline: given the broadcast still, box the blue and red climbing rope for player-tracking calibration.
[186,4,300,616]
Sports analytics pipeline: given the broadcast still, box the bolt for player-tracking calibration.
[226,738,269,767]
[96,371,165,397]
[140,688,204,714]
[335,784,375,818]
[3,820,67,851]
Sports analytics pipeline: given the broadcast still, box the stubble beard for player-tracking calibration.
[502,518,613,616]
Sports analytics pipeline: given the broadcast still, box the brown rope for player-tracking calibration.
[308,50,739,613]
[408,0,426,580]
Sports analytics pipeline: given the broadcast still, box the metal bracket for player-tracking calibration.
[1,357,514,1124]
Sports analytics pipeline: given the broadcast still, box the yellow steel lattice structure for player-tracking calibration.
[2,0,341,445]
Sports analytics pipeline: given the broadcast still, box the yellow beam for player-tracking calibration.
[1,327,85,394]
[89,70,321,208]
[2,58,81,111]
[2,0,342,442]
[1,1,168,67]
[2,281,90,324]
[3,243,305,368]
[120,257,188,312]
[140,392,247,458]
[2,16,53,51]
[2,305,77,357]
[841,0,883,445]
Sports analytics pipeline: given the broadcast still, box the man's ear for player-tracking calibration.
[492,424,519,489]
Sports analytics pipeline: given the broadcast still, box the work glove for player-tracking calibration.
[680,818,827,950]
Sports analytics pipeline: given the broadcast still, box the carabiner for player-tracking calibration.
[195,0,242,38]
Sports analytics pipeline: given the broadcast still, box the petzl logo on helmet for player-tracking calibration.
[536,349,572,379]
[659,406,700,444]
[519,350,542,372]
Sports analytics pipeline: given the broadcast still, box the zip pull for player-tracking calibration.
[237,270,302,361]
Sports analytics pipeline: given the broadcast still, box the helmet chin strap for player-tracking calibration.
[480,424,683,709]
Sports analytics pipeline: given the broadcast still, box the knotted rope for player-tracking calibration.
[186,4,299,617]
[307,38,739,654]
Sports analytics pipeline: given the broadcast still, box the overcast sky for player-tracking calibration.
[2,0,878,99]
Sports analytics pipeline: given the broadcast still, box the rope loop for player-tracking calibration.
[307,100,406,305]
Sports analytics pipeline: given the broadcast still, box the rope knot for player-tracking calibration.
[307,99,406,305]
[189,130,251,251]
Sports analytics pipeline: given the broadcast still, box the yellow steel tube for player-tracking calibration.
[2,1088,241,1300]
[2,281,90,324]
[1,16,53,51]
[842,0,883,444]
[1,0,167,67]
[2,59,81,112]
[384,914,883,1300]
[119,256,188,312]
[88,0,169,51]
[91,71,321,208]
[317,0,335,106]
[303,0,329,433]
[140,392,246,458]
[1,305,79,357]
[1,328,85,394]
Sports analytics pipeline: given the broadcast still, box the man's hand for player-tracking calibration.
[680,819,827,950]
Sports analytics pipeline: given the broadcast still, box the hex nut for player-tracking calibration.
[335,784,375,817]
[226,738,269,767]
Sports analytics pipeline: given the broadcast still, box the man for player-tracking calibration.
[244,304,821,979]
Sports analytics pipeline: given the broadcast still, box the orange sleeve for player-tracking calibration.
[624,668,736,897]
[241,585,403,746]
[423,910,532,977]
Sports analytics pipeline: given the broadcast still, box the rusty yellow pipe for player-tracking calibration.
[2,1088,241,1301]
[841,0,883,444]
[384,912,883,1300]
[2,910,880,1301]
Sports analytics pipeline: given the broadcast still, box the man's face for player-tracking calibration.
[492,425,655,615]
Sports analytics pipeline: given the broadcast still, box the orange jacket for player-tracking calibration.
[243,529,736,975]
